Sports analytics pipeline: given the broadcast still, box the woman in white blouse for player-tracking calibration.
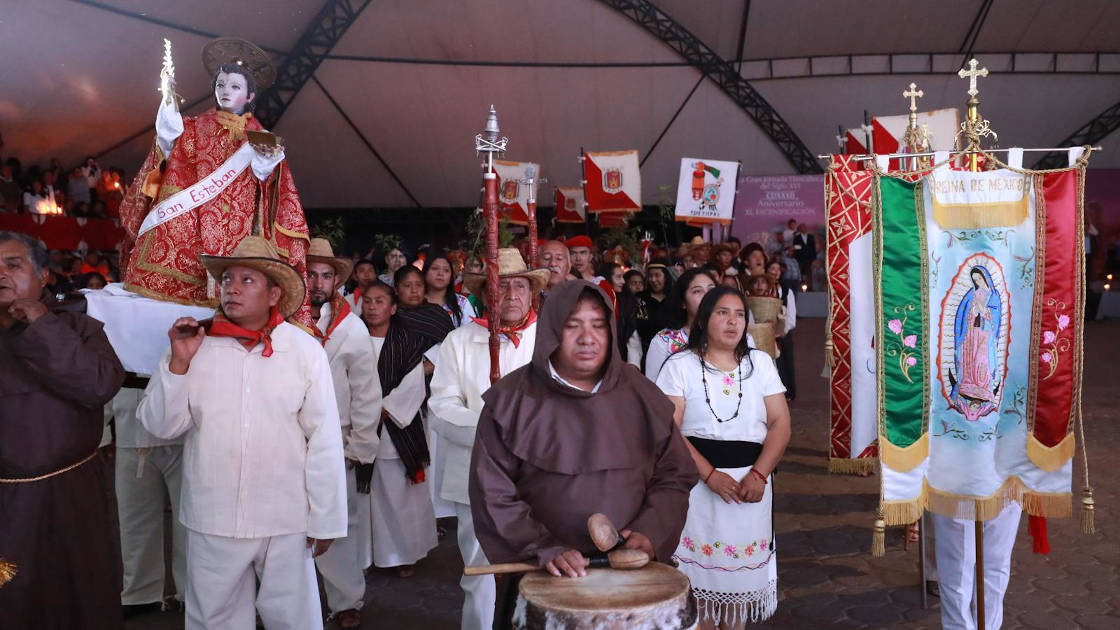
[644,267,717,380]
[424,254,477,327]
[656,286,791,627]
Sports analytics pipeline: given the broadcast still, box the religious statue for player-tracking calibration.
[119,38,311,325]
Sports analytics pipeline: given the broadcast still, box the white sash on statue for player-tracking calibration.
[137,142,255,237]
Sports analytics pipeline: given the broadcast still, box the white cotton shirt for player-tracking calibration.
[428,321,537,505]
[655,350,785,443]
[316,302,382,464]
[137,321,348,540]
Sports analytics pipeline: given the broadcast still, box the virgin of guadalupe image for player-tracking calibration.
[948,266,1003,421]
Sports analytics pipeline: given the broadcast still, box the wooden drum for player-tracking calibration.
[514,562,696,630]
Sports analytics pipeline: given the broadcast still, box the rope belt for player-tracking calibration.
[0,450,99,484]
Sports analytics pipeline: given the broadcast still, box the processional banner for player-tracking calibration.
[674,158,740,225]
[874,149,1088,528]
[583,150,641,213]
[825,155,883,474]
[554,186,585,224]
[493,160,540,226]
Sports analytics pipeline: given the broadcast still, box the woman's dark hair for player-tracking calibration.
[81,272,107,289]
[665,267,717,330]
[365,279,397,305]
[212,63,258,112]
[393,264,424,290]
[596,262,622,281]
[740,242,765,264]
[423,253,461,323]
[622,269,644,295]
[684,285,755,375]
[644,257,675,295]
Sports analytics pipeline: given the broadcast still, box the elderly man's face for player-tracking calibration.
[552,297,609,386]
[498,277,532,325]
[569,246,592,275]
[307,261,337,308]
[539,242,571,289]
[219,266,280,326]
[0,239,48,309]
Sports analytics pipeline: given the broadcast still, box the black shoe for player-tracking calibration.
[926,580,940,598]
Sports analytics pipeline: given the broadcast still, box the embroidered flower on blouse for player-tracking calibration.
[701,544,713,556]
[724,545,737,558]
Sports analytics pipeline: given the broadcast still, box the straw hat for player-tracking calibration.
[200,236,306,318]
[305,238,353,290]
[462,248,550,296]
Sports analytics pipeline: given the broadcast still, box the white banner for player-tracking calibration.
[674,158,739,225]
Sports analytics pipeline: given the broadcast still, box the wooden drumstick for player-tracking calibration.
[462,548,649,576]
[587,513,627,552]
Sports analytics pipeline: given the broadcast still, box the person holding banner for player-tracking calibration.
[119,38,312,326]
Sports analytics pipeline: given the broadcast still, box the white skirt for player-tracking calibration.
[672,465,777,625]
[369,458,438,568]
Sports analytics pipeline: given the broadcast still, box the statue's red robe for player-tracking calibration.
[119,108,312,327]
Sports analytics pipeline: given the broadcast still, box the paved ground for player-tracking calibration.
[125,318,1120,629]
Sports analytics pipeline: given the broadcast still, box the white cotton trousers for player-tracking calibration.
[116,445,187,605]
[932,503,1022,630]
[185,530,323,630]
[455,502,495,630]
[314,467,366,614]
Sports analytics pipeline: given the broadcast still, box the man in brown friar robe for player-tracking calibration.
[469,280,698,623]
[0,232,126,628]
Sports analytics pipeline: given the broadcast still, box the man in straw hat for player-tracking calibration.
[119,37,313,326]
[429,248,549,630]
[138,235,347,630]
[306,238,382,629]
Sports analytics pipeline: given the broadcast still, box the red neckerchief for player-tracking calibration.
[313,294,351,346]
[470,310,537,348]
[350,287,363,305]
[209,307,285,357]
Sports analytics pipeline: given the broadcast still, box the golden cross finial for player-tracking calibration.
[903,82,924,113]
[958,58,988,98]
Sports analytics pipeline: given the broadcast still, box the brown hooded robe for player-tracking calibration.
[469,280,698,567]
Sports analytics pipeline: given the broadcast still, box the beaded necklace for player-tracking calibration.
[700,355,744,423]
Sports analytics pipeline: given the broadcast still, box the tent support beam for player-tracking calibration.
[598,0,821,174]
[1033,99,1120,169]
[254,0,372,130]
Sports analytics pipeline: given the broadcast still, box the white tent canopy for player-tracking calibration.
[2,0,1117,209]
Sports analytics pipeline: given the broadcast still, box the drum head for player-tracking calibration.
[516,562,694,630]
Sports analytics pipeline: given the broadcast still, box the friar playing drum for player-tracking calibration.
[469,280,699,628]
[119,38,313,326]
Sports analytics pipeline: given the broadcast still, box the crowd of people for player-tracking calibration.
[0,152,128,218]
[1,225,803,630]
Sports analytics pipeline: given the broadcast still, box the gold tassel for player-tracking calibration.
[872,512,886,557]
[0,558,17,588]
[824,336,835,369]
[1080,487,1095,534]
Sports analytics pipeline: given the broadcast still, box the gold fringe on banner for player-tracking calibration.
[828,457,878,475]
[877,476,1074,528]
[878,433,928,473]
[1027,433,1075,472]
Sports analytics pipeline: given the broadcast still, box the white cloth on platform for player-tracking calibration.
[185,530,322,630]
[656,350,786,624]
[455,502,494,630]
[113,387,188,604]
[932,503,1022,630]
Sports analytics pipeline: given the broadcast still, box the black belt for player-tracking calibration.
[687,437,762,469]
